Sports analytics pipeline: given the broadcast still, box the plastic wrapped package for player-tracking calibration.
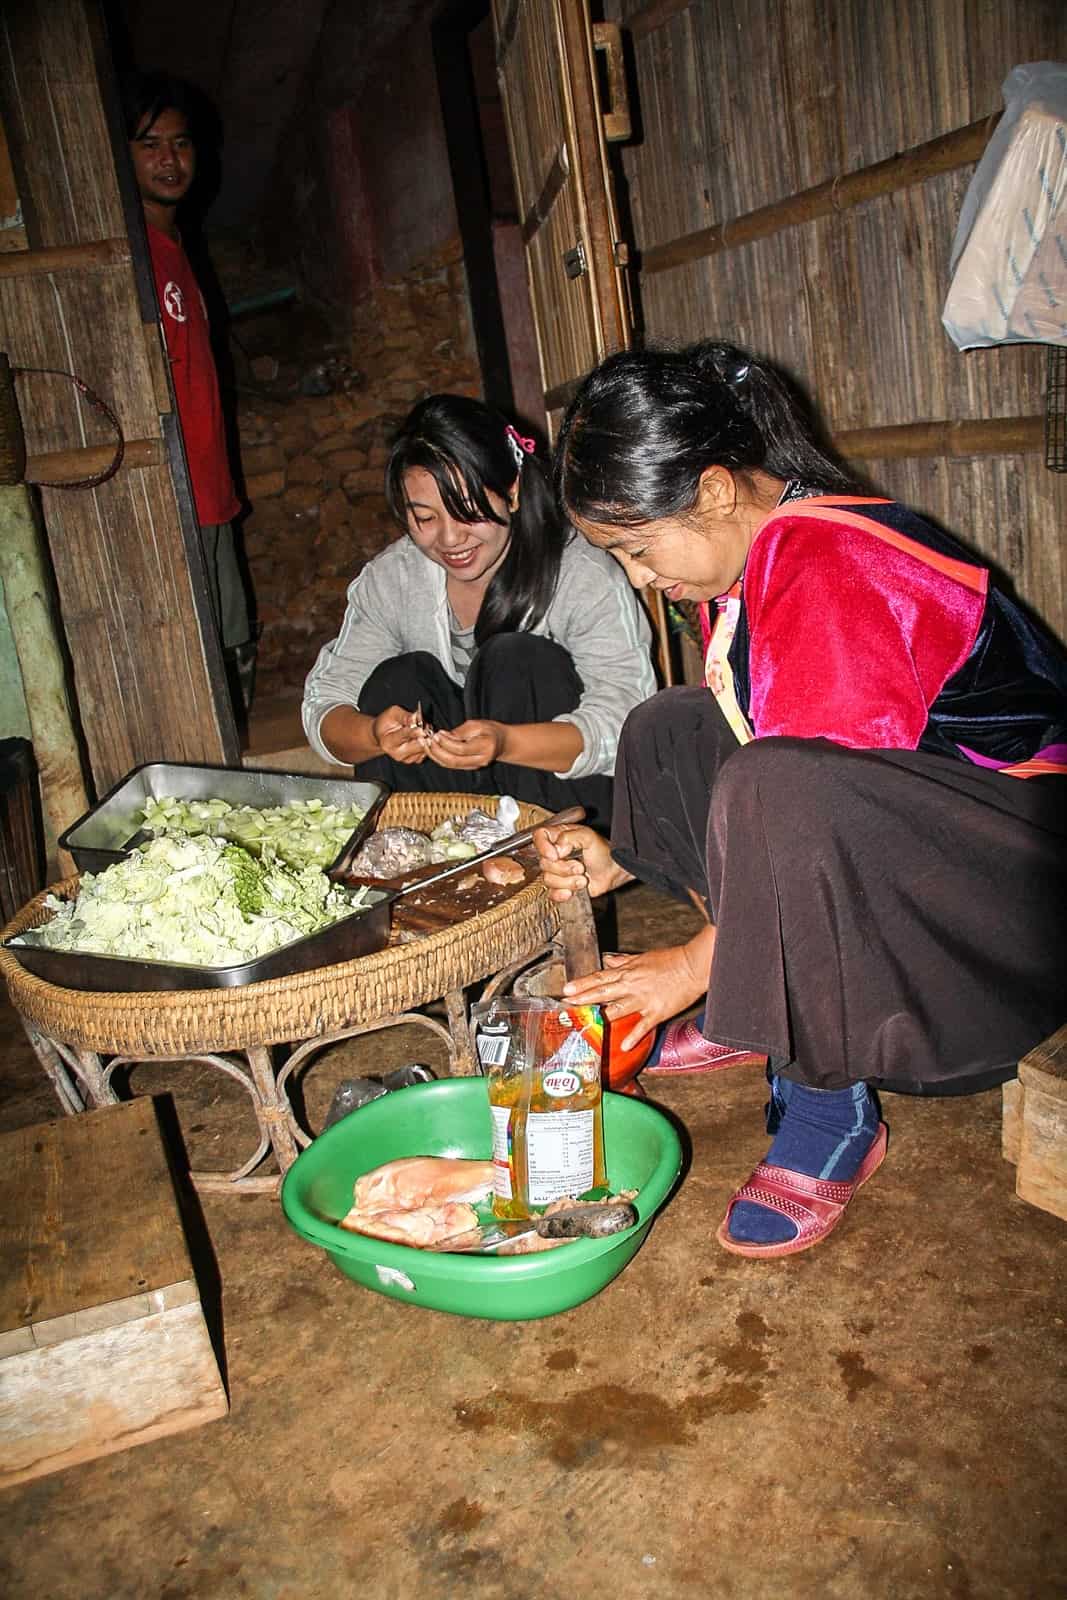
[942,62,1067,350]
[346,826,433,878]
[430,795,520,855]
[472,995,607,1218]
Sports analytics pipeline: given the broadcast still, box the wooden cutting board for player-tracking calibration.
[390,850,537,939]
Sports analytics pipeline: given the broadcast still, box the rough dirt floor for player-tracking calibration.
[0,882,1064,1600]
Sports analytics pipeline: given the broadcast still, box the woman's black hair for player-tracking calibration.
[386,394,568,643]
[555,340,859,529]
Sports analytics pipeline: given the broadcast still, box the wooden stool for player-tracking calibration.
[1002,1024,1067,1222]
[0,1096,227,1487]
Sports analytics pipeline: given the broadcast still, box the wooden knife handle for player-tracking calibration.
[557,889,602,982]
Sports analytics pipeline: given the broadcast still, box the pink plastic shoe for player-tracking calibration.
[641,1019,766,1077]
[716,1123,889,1259]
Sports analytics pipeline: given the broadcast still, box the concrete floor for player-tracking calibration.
[2,690,1064,1597]
[1,872,1065,1600]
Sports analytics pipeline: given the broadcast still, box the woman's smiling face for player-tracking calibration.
[402,466,512,585]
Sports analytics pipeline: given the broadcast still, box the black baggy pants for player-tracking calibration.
[355,635,614,828]
[610,688,1067,1096]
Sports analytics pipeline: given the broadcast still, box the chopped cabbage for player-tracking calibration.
[19,834,368,968]
[138,795,366,871]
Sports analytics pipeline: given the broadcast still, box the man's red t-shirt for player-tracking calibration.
[146,223,240,527]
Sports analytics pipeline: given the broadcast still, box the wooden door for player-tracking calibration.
[492,0,632,434]
[491,0,673,677]
[0,0,239,797]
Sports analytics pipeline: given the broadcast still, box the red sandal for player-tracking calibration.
[716,1122,888,1259]
[642,1018,766,1076]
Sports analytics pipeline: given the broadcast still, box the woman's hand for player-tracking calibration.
[533,823,633,901]
[372,704,430,765]
[561,932,716,1049]
[427,719,504,770]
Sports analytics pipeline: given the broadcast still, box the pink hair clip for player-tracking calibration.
[505,424,536,469]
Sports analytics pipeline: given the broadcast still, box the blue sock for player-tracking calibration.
[727,1077,880,1246]
[645,1008,705,1067]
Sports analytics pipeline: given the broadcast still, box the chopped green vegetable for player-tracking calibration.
[21,834,369,967]
[139,795,366,870]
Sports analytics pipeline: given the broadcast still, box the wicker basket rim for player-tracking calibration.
[0,792,557,1030]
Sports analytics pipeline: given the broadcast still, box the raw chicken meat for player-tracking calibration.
[481,855,525,886]
[339,1199,479,1246]
[353,1156,494,1212]
[338,1156,495,1248]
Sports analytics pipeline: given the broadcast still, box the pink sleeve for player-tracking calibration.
[743,515,986,750]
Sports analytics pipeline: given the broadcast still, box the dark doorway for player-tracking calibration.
[432,1,544,437]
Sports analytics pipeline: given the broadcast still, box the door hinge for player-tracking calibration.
[563,241,587,279]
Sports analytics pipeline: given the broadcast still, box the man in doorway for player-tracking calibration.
[122,71,255,717]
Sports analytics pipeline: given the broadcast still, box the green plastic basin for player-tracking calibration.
[280,1078,682,1321]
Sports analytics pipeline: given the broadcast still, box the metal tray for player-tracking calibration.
[4,888,396,992]
[58,762,387,876]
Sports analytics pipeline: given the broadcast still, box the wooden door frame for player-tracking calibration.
[431,0,517,417]
[91,5,240,765]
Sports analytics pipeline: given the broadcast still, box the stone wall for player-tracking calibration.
[216,233,481,701]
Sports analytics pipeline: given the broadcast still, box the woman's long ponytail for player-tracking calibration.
[556,340,858,528]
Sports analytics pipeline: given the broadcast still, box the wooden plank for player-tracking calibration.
[837,415,1045,461]
[2,268,161,454]
[44,459,232,788]
[1016,1026,1067,1223]
[627,0,691,41]
[0,237,130,277]
[0,1096,227,1488]
[26,436,163,484]
[1002,1079,1023,1166]
[1018,1025,1067,1099]
[0,0,126,249]
[641,116,997,275]
[0,1097,189,1334]
[0,1296,228,1488]
[558,0,629,353]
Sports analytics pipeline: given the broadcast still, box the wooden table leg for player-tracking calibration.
[19,1019,85,1113]
[443,988,478,1076]
[244,1044,300,1176]
[72,1047,119,1108]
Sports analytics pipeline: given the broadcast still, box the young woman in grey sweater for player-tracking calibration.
[302,394,656,825]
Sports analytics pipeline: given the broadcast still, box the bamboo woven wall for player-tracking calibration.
[607,0,1067,648]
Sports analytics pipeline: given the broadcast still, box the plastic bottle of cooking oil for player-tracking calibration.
[473,996,607,1219]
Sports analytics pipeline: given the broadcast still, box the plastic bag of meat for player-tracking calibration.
[346,826,433,879]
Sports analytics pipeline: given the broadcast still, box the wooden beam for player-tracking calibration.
[544,374,584,415]
[642,116,1000,276]
[26,437,163,484]
[836,415,1045,461]
[0,237,131,278]
[627,0,691,41]
[521,146,570,245]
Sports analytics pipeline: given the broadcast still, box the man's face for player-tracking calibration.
[129,107,195,209]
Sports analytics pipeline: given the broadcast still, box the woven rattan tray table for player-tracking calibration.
[0,794,571,1194]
